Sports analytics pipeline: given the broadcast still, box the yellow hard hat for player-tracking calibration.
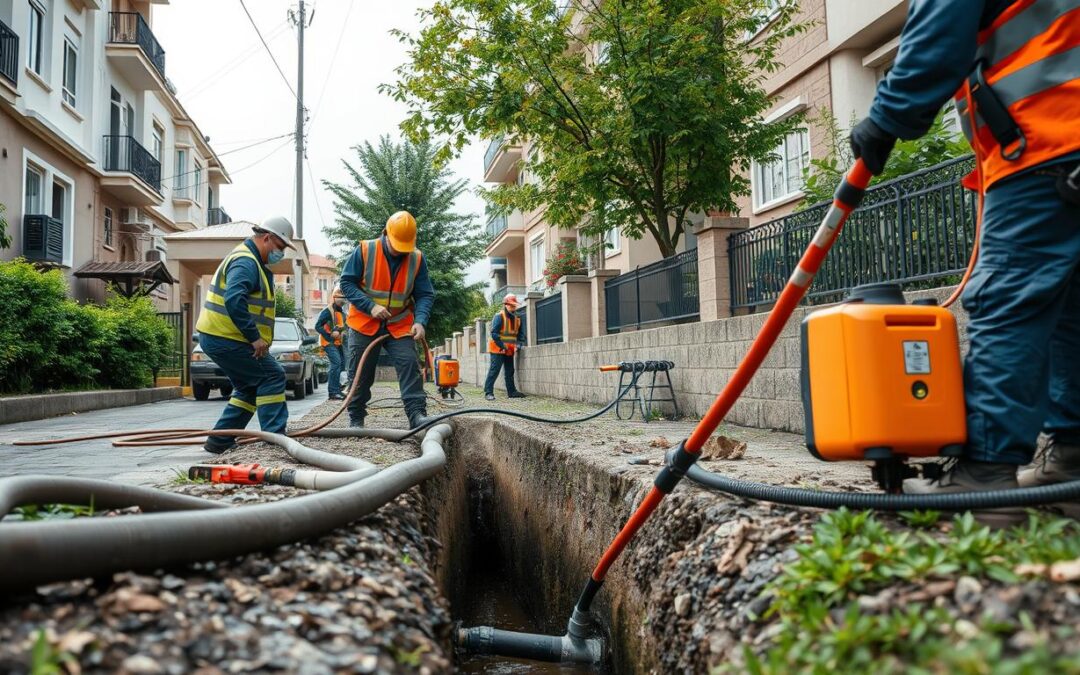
[385,211,417,253]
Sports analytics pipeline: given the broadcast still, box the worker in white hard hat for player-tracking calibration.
[484,293,526,401]
[195,217,296,454]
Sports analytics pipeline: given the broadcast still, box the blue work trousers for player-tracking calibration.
[325,343,345,396]
[346,328,426,421]
[484,352,519,396]
[963,169,1080,464]
[200,333,288,449]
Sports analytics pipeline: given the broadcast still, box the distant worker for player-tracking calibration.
[195,217,296,454]
[340,211,435,429]
[484,294,526,401]
[315,288,348,400]
[847,0,1080,499]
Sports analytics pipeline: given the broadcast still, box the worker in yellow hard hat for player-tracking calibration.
[339,210,435,428]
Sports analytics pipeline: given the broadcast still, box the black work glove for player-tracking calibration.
[849,118,897,175]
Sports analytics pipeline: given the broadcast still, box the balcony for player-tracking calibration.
[107,12,167,91]
[101,135,164,206]
[483,135,522,183]
[23,215,65,266]
[208,207,232,226]
[484,210,526,257]
[0,17,17,90]
[492,285,526,305]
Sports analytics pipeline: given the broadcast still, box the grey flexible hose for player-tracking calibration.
[0,425,452,593]
[0,476,229,516]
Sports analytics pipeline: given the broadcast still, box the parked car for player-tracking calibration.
[190,318,319,401]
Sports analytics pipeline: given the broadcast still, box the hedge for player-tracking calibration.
[0,259,173,395]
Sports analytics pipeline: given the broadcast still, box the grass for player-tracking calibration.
[11,501,94,521]
[723,509,1080,674]
[169,468,207,485]
[29,630,77,675]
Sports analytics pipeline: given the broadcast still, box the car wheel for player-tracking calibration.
[220,384,233,399]
[292,379,306,400]
[305,374,314,395]
[193,382,211,401]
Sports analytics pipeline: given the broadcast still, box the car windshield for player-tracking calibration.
[274,320,302,342]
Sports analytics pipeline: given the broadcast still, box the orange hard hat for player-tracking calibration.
[385,211,417,253]
[503,293,518,308]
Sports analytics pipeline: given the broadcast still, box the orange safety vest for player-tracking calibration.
[345,239,422,338]
[488,309,521,355]
[954,0,1080,191]
[320,305,346,347]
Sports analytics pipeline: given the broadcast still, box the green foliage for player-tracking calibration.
[29,629,77,675]
[735,509,1080,673]
[0,259,172,394]
[385,0,807,257]
[11,501,95,521]
[466,292,502,325]
[799,108,971,207]
[898,509,942,529]
[322,136,486,344]
[275,291,299,320]
[0,202,11,250]
[542,240,586,288]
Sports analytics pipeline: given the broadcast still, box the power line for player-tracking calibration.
[306,158,328,233]
[157,135,295,186]
[308,0,355,128]
[184,21,290,101]
[238,0,299,101]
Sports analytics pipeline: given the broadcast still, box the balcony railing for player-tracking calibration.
[208,207,231,225]
[492,285,526,305]
[0,18,17,87]
[109,12,166,78]
[102,135,162,193]
[728,155,977,309]
[487,213,508,240]
[23,215,64,265]
[605,249,700,333]
[484,135,506,174]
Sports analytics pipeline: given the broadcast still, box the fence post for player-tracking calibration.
[524,291,543,346]
[694,215,749,321]
[558,275,591,343]
[452,331,463,358]
[588,269,619,337]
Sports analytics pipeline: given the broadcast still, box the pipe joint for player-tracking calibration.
[654,441,698,494]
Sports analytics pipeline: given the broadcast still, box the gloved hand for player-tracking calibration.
[849,118,897,175]
[505,344,515,356]
[370,304,391,321]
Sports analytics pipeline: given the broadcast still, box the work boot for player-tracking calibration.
[508,391,527,399]
[903,458,1024,528]
[348,415,365,428]
[1018,439,1080,487]
[408,411,430,430]
[203,440,235,455]
[484,393,496,401]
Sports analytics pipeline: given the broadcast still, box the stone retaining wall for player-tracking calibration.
[0,387,184,425]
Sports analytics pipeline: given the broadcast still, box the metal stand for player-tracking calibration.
[613,360,679,422]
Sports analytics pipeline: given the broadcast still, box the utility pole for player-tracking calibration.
[290,0,308,323]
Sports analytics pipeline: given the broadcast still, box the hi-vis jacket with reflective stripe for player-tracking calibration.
[346,239,423,338]
[955,0,1080,189]
[318,305,346,347]
[196,242,276,344]
[488,310,522,354]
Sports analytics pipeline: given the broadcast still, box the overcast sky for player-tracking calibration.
[154,0,489,288]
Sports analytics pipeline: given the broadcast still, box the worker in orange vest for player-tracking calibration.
[848,0,1080,505]
[339,211,435,429]
[314,288,348,400]
[484,294,527,401]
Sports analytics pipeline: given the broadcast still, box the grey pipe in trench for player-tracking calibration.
[0,425,452,594]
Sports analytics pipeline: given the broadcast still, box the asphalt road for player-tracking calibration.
[0,388,329,486]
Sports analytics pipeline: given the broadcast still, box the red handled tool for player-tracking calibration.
[188,463,268,485]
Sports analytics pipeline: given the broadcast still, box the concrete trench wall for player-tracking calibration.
[457,286,968,435]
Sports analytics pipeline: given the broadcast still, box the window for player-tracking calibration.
[152,123,164,163]
[193,164,203,203]
[25,166,44,214]
[529,237,545,282]
[753,128,810,209]
[604,226,621,255]
[62,39,78,107]
[27,2,44,75]
[104,207,113,247]
[51,179,66,220]
[174,149,188,196]
[319,278,328,293]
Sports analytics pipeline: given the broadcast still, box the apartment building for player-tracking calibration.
[0,0,232,310]
[483,0,919,303]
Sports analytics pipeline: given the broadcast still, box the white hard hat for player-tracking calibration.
[253,216,296,249]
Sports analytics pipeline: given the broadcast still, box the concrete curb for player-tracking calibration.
[0,388,183,425]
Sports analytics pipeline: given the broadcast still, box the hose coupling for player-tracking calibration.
[653,440,698,494]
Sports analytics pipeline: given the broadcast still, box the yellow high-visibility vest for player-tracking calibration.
[196,243,275,343]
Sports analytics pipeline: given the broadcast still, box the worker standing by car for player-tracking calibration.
[194,217,296,454]
[847,0,1080,498]
[340,211,435,429]
[484,294,526,401]
[315,288,348,400]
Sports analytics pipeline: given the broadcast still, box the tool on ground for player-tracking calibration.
[600,360,678,422]
[433,354,462,401]
[186,462,300,486]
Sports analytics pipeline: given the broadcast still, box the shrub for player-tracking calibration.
[542,241,586,288]
[0,259,71,393]
[275,291,299,319]
[94,296,173,389]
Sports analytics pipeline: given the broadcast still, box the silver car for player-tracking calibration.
[190,318,319,401]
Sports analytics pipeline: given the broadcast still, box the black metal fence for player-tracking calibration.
[535,292,563,344]
[109,12,166,77]
[157,310,187,384]
[0,18,17,87]
[103,135,162,193]
[605,248,700,333]
[208,207,231,225]
[728,155,977,309]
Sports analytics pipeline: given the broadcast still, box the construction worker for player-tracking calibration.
[195,217,296,454]
[315,288,348,400]
[484,294,526,401]
[848,0,1080,498]
[339,211,435,429]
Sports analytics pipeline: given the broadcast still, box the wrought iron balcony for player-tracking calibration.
[208,207,231,226]
[0,18,17,87]
[109,12,166,78]
[102,135,162,193]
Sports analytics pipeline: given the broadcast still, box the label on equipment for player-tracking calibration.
[903,341,931,374]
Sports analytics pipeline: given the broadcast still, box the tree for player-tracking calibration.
[385,0,805,257]
[275,291,299,320]
[323,136,486,344]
